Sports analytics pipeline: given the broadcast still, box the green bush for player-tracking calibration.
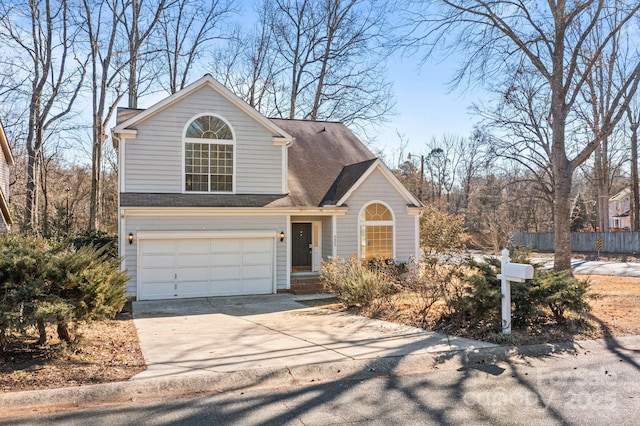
[532,269,590,324]
[319,256,398,308]
[69,230,118,259]
[448,251,591,331]
[0,234,128,349]
[0,235,57,347]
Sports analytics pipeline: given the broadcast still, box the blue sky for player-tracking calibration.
[226,0,487,168]
[375,53,484,167]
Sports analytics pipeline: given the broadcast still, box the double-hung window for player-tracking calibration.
[184,115,234,192]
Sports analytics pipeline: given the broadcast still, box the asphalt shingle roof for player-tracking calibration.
[270,119,376,207]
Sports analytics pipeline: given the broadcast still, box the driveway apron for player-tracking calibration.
[132,294,495,379]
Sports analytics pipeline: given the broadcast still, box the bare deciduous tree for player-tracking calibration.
[120,0,168,108]
[456,128,486,212]
[81,0,128,231]
[211,14,281,116]
[410,0,640,270]
[0,0,86,232]
[218,0,395,136]
[627,100,640,231]
[159,0,235,94]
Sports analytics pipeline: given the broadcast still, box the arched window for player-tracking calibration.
[359,202,394,259]
[184,115,234,192]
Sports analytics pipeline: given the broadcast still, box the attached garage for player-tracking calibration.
[137,231,276,300]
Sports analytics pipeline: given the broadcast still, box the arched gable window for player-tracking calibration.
[359,202,394,259]
[184,115,235,192]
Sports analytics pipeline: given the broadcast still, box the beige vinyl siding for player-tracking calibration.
[125,85,283,194]
[336,168,417,262]
[123,214,288,297]
[322,216,333,259]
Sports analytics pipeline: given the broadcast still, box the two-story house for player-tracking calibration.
[113,75,422,301]
[609,188,631,230]
[0,119,14,231]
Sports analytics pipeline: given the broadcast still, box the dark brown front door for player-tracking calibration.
[292,223,312,269]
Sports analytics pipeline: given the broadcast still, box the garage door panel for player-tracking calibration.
[211,280,242,295]
[177,253,209,268]
[211,239,242,252]
[142,266,175,283]
[212,266,242,280]
[243,264,272,279]
[139,236,274,300]
[178,281,211,297]
[243,278,272,294]
[243,251,272,265]
[142,253,176,269]
[177,266,209,281]
[243,239,272,252]
[142,240,175,254]
[211,253,242,267]
[178,239,209,253]
[140,283,175,300]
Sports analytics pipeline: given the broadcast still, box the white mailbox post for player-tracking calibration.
[496,248,534,334]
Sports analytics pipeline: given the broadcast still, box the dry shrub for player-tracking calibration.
[400,256,467,327]
[319,256,399,309]
[420,205,466,256]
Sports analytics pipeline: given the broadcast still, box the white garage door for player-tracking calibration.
[138,237,274,300]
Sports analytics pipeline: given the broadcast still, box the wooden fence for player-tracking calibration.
[513,232,640,254]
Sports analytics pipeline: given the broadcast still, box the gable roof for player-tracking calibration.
[271,119,422,208]
[270,119,376,207]
[321,159,377,206]
[335,158,422,207]
[113,74,293,143]
[610,187,631,202]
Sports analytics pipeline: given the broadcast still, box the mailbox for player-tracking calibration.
[501,262,534,282]
[498,248,535,335]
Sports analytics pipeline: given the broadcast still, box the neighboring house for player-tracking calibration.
[0,119,14,231]
[609,188,631,230]
[112,75,422,301]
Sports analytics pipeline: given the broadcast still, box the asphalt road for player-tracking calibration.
[5,341,639,425]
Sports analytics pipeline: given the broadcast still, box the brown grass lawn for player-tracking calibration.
[0,309,145,393]
[582,274,640,336]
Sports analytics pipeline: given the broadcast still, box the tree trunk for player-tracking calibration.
[24,147,39,231]
[37,318,47,346]
[128,0,139,108]
[553,171,573,271]
[40,160,50,236]
[89,119,102,230]
[57,320,72,343]
[594,143,610,232]
[632,123,640,231]
[128,53,138,108]
[550,12,572,272]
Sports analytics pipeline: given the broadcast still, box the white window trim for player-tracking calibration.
[182,112,236,194]
[357,200,396,259]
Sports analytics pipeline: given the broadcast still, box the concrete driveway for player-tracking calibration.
[132,294,495,380]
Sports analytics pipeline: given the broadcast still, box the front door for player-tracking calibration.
[292,223,312,271]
